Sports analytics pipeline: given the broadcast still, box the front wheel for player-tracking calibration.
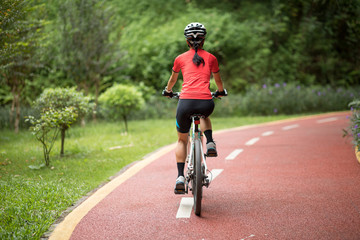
[193,139,203,216]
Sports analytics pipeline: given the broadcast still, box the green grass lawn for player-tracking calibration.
[0,115,305,239]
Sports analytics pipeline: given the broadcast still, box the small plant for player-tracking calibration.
[34,87,93,156]
[25,107,78,166]
[344,99,360,151]
[99,84,144,133]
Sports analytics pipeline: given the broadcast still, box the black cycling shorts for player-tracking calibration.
[176,99,215,133]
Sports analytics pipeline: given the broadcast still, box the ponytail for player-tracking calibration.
[192,42,205,67]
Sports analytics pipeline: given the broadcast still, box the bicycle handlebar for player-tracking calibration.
[161,90,178,98]
[162,89,227,99]
[212,89,228,98]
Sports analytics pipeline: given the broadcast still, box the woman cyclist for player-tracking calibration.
[163,22,226,194]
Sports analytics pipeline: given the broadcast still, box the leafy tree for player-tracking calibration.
[0,0,45,132]
[26,107,78,166]
[117,0,360,91]
[34,87,93,156]
[267,0,360,86]
[56,0,122,119]
[98,84,144,133]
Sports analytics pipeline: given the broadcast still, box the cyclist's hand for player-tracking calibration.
[162,87,174,98]
[214,89,228,98]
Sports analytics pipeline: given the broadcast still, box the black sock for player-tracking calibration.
[177,162,185,177]
[204,130,213,144]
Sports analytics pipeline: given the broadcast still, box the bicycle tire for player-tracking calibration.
[193,139,203,216]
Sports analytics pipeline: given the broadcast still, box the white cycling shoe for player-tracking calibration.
[174,176,185,194]
[206,141,218,157]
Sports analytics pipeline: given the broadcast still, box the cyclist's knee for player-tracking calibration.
[177,132,189,144]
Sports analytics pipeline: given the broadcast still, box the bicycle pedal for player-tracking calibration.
[174,189,186,195]
[206,151,218,157]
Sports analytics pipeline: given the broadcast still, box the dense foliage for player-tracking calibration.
[0,0,45,132]
[130,84,360,120]
[344,99,360,150]
[0,0,359,130]
[115,0,360,90]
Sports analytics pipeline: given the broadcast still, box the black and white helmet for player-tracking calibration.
[184,22,207,41]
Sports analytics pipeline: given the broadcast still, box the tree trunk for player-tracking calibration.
[92,104,97,123]
[9,89,15,130]
[92,76,100,122]
[81,117,86,127]
[14,91,20,134]
[123,115,128,134]
[60,128,66,157]
[44,145,50,166]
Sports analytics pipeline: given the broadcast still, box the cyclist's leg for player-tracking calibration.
[200,117,212,133]
[201,117,214,142]
[176,132,188,165]
[175,100,192,193]
[197,101,217,156]
[175,100,192,168]
[174,132,188,193]
[202,120,217,156]
[198,99,214,136]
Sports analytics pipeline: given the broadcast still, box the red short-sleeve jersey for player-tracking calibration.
[172,49,220,100]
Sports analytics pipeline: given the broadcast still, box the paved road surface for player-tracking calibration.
[50,112,360,240]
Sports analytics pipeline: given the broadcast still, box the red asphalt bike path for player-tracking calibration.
[62,112,360,240]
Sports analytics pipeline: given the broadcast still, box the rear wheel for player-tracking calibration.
[193,139,203,216]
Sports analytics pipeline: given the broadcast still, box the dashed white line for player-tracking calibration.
[317,117,338,123]
[176,197,193,218]
[176,169,223,219]
[245,137,260,146]
[209,169,224,182]
[240,234,256,240]
[262,131,274,136]
[282,124,299,131]
[225,149,244,160]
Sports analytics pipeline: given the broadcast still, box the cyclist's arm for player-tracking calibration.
[166,71,179,91]
[213,72,224,92]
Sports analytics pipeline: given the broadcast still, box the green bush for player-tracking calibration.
[34,87,92,118]
[128,95,177,120]
[33,87,93,157]
[98,84,145,133]
[344,100,360,151]
[26,107,78,166]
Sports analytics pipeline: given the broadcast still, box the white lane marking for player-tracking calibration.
[317,117,338,123]
[245,137,260,146]
[225,149,243,160]
[176,169,223,219]
[282,124,299,130]
[209,169,223,182]
[176,197,194,218]
[240,234,256,240]
[262,131,274,136]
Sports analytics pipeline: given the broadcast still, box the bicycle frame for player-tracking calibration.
[185,115,209,194]
[162,90,227,215]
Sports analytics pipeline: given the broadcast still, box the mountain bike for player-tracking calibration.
[162,90,227,216]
